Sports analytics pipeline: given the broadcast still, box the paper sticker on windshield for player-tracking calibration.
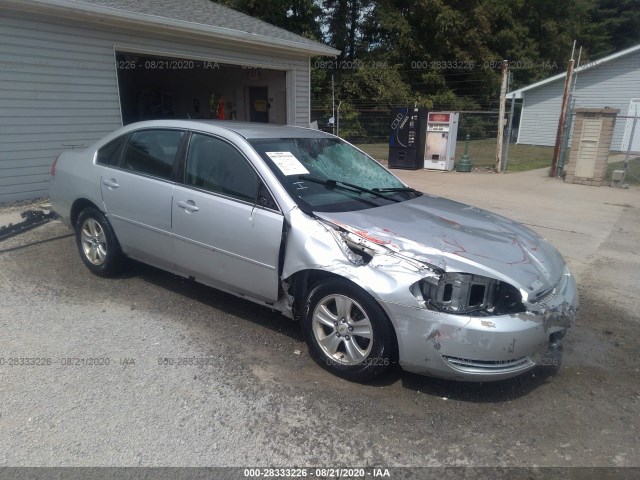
[266,152,309,176]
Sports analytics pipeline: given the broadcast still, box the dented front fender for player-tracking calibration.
[281,208,436,308]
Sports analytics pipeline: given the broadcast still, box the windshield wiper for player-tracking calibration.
[298,175,400,202]
[373,186,421,194]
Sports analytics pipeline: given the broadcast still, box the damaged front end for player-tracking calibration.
[281,207,578,381]
[396,266,578,381]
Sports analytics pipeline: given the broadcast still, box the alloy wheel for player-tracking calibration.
[80,217,107,266]
[311,294,373,365]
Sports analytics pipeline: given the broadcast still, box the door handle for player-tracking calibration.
[177,200,199,212]
[102,178,119,189]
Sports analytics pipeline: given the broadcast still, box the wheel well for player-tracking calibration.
[70,199,100,227]
[288,269,337,318]
[288,269,399,360]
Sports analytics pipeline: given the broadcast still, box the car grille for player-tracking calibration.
[443,355,533,374]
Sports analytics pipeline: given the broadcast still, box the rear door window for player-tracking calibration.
[122,129,184,180]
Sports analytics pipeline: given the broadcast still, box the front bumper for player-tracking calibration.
[384,271,578,382]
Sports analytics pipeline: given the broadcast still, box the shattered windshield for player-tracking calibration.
[249,137,418,212]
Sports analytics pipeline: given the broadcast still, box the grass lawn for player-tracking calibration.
[354,139,554,173]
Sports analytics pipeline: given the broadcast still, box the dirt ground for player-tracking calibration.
[0,169,639,469]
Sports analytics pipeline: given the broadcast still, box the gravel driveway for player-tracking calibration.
[0,170,639,469]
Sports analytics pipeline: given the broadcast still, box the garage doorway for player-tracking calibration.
[114,52,287,125]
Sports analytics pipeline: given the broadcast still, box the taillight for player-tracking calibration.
[51,154,60,177]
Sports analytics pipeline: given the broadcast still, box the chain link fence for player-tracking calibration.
[310,104,548,171]
[606,113,640,185]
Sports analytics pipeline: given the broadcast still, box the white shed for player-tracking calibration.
[507,44,640,152]
[0,0,339,202]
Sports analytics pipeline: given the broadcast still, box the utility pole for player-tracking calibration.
[495,60,509,172]
[331,75,335,135]
[558,46,582,175]
[551,43,576,177]
[503,71,515,171]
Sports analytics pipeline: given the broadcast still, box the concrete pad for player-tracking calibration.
[0,211,25,227]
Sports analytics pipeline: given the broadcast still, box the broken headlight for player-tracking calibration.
[411,273,525,316]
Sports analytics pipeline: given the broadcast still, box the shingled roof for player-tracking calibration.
[11,0,340,56]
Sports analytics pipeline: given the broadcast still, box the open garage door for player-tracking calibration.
[115,52,287,126]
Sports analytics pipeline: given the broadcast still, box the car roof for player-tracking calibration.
[126,120,333,139]
[196,120,331,139]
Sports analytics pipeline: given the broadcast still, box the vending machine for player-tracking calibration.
[424,112,459,171]
[388,107,428,170]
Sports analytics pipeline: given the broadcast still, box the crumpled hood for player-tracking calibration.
[316,194,566,297]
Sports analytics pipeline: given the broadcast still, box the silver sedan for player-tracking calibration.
[49,120,578,382]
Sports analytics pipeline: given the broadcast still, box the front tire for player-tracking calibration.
[75,207,123,276]
[303,279,396,382]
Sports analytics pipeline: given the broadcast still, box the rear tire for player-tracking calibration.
[75,207,124,276]
[302,279,396,382]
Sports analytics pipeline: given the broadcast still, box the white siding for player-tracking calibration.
[571,51,640,150]
[517,49,640,150]
[295,67,310,127]
[517,81,564,146]
[0,9,311,202]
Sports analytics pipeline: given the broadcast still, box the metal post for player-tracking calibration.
[495,60,508,172]
[336,100,342,137]
[556,46,582,176]
[623,106,638,181]
[503,91,516,171]
[557,47,581,176]
[557,96,575,174]
[331,75,335,136]
[551,58,575,177]
[570,46,582,98]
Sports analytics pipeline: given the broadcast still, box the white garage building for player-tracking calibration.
[507,43,640,152]
[0,0,338,202]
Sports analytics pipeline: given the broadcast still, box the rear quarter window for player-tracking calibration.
[96,134,127,166]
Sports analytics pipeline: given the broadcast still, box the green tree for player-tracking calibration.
[322,0,373,60]
[213,0,640,109]
[580,0,640,57]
